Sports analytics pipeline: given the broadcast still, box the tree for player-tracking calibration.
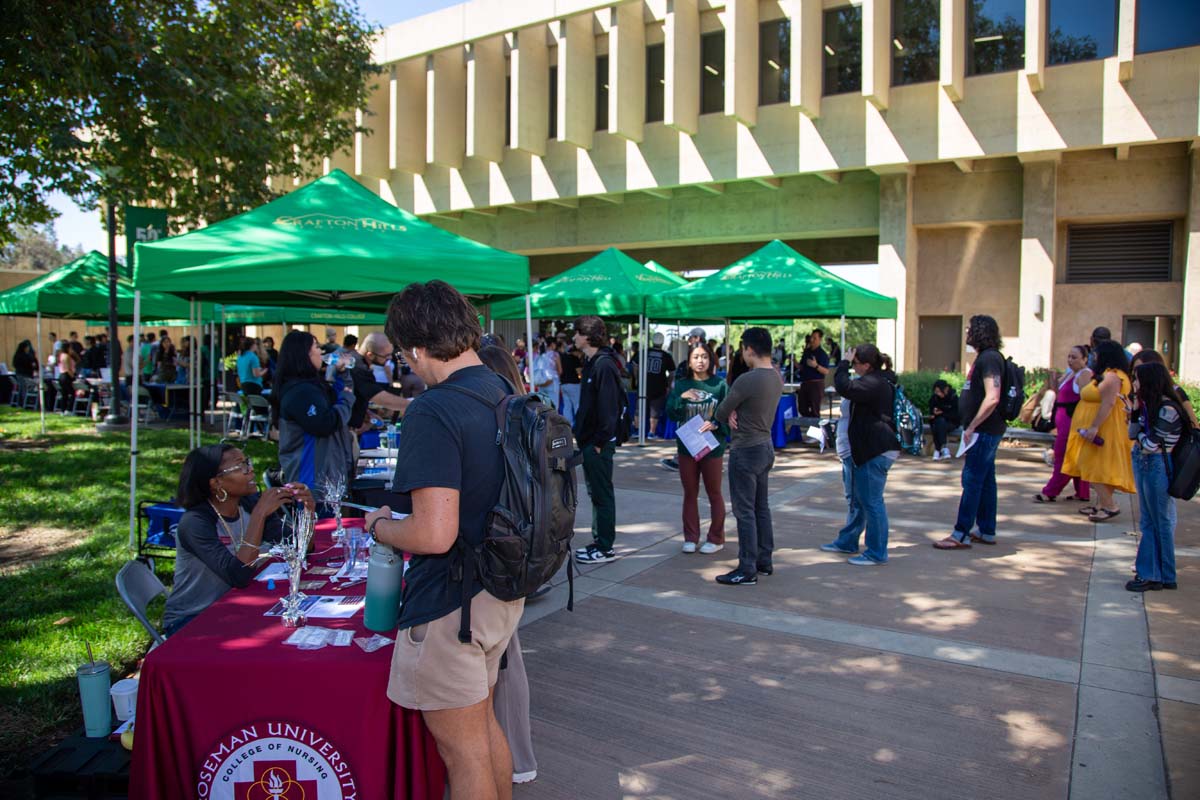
[0,223,84,271]
[0,0,379,242]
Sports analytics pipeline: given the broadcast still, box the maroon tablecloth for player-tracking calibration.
[128,522,446,800]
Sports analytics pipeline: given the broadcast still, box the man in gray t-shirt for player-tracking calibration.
[704,328,783,585]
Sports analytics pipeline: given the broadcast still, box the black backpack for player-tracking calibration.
[594,353,632,445]
[999,355,1026,422]
[1165,401,1200,501]
[442,378,580,643]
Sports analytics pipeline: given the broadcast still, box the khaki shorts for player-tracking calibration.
[387,591,524,711]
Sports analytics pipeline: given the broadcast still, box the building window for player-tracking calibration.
[1065,222,1173,283]
[823,6,862,95]
[1047,0,1117,65]
[759,19,790,106]
[548,65,558,139]
[700,31,724,115]
[1136,0,1200,54]
[646,43,665,122]
[967,0,1025,75]
[595,55,609,131]
[892,0,939,85]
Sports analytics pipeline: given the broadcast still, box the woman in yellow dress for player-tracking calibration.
[1063,340,1135,521]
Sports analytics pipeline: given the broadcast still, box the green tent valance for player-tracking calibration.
[489,248,686,320]
[0,251,200,321]
[646,240,897,321]
[134,169,530,310]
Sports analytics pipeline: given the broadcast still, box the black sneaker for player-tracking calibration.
[1163,582,1178,590]
[576,545,616,564]
[661,458,679,471]
[1125,578,1163,592]
[715,570,757,586]
[757,565,774,576]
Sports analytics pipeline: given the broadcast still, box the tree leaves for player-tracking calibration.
[0,0,379,242]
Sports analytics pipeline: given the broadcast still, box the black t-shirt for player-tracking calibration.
[392,365,506,629]
[348,360,389,428]
[560,351,582,385]
[642,347,676,399]
[959,349,1007,436]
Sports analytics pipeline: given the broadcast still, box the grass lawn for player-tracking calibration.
[0,406,278,778]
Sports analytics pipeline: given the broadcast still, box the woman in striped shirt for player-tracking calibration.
[1126,362,1184,592]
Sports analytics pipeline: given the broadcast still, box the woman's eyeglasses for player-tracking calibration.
[216,458,253,477]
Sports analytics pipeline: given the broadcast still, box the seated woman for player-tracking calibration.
[928,380,960,460]
[161,445,314,636]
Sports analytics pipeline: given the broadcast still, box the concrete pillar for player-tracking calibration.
[1017,160,1057,369]
[789,0,823,118]
[1179,150,1200,380]
[1025,0,1046,91]
[1117,0,1137,82]
[877,171,917,371]
[940,0,965,101]
[609,2,645,141]
[556,15,596,148]
[862,0,891,110]
[426,48,466,169]
[512,25,550,157]
[725,0,758,126]
[355,76,391,179]
[467,37,506,163]
[665,0,699,135]
[391,59,426,174]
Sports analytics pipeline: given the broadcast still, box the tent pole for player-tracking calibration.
[524,293,533,386]
[724,319,731,371]
[129,291,141,551]
[840,315,846,360]
[36,311,45,434]
[221,307,227,402]
[639,313,648,446]
[208,320,216,431]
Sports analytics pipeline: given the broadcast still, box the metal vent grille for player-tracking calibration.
[1065,221,1173,283]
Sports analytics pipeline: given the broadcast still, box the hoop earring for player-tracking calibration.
[214,486,229,503]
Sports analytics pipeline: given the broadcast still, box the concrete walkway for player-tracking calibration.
[512,442,1199,800]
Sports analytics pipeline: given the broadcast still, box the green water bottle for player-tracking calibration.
[364,542,402,632]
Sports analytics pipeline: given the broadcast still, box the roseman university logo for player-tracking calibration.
[196,722,358,800]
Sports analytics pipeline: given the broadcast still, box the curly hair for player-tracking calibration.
[965,314,1002,352]
[1091,339,1129,383]
[573,315,607,348]
[385,280,482,361]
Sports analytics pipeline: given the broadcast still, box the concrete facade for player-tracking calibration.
[309,0,1199,375]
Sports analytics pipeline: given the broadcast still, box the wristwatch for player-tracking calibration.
[369,516,385,538]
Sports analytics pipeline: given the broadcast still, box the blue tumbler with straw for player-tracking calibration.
[77,659,112,738]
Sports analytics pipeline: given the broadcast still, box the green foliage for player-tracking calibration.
[0,223,84,271]
[0,409,278,776]
[898,366,1056,418]
[1,0,380,242]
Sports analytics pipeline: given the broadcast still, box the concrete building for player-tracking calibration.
[306,0,1200,375]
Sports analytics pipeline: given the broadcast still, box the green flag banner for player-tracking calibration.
[125,206,169,278]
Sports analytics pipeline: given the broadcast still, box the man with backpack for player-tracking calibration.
[934,314,1009,550]
[573,315,627,564]
[364,281,524,800]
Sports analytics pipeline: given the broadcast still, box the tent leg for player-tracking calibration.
[524,294,533,386]
[129,291,141,551]
[36,312,45,434]
[724,319,731,371]
[639,314,648,446]
[221,308,227,404]
[840,315,846,360]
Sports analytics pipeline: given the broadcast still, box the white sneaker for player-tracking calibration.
[513,770,537,784]
[931,450,943,461]
[682,541,697,553]
[941,447,951,459]
[699,542,722,554]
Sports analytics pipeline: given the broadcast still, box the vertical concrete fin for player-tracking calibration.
[558,15,596,148]
[467,37,506,163]
[1117,0,1136,82]
[512,25,550,157]
[610,2,646,142]
[862,0,891,110]
[1025,0,1047,92]
[939,0,965,102]
[1018,160,1057,369]
[665,0,699,135]
[426,47,466,169]
[725,0,758,126]
[791,0,823,119]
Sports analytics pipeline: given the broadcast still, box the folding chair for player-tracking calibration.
[222,391,248,440]
[71,380,91,417]
[244,394,271,439]
[93,382,113,420]
[115,560,167,646]
[21,377,38,410]
[51,380,70,414]
[5,375,19,407]
[136,386,160,425]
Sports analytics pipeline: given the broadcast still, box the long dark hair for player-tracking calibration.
[177,444,237,509]
[726,348,748,386]
[688,342,717,380]
[276,330,320,385]
[1133,362,1174,430]
[1091,340,1129,384]
[478,344,524,390]
[966,314,1002,352]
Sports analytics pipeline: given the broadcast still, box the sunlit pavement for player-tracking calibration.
[514,441,1198,799]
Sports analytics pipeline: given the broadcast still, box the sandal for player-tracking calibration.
[1078,506,1098,516]
[1033,494,1056,503]
[933,537,972,550]
[1089,508,1121,522]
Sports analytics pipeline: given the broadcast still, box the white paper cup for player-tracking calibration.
[110,678,138,721]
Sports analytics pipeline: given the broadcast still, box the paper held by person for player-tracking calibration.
[676,414,721,461]
[956,430,977,459]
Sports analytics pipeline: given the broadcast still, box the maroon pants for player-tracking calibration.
[679,454,726,544]
[798,380,825,418]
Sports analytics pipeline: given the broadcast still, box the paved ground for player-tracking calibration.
[512,441,1199,800]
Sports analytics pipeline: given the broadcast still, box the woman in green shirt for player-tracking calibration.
[667,342,729,554]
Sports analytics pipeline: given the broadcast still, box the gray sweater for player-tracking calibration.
[715,367,783,450]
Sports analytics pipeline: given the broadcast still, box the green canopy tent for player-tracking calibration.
[489,248,689,445]
[0,251,207,433]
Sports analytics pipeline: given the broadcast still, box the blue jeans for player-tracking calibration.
[728,443,775,575]
[1133,449,1176,584]
[833,454,893,562]
[952,431,1002,543]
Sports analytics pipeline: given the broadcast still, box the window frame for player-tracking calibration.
[822,5,863,96]
[646,43,665,123]
[595,55,610,132]
[700,30,725,115]
[758,18,791,107]
[965,0,1026,77]
[891,0,941,87]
